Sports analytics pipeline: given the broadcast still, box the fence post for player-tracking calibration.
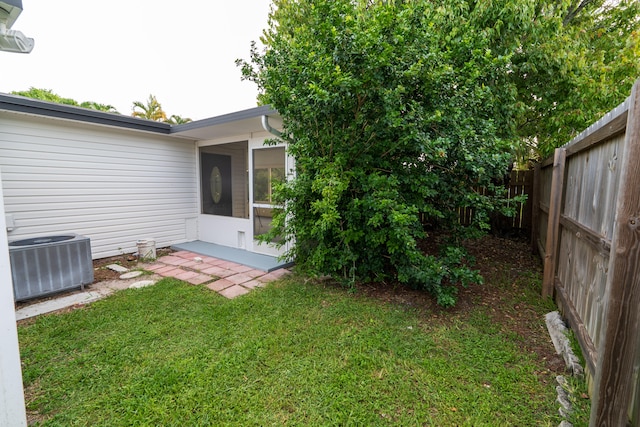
[590,80,640,427]
[531,163,541,255]
[542,148,566,298]
[521,169,534,232]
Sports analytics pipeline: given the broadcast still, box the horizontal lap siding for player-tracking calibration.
[0,113,198,259]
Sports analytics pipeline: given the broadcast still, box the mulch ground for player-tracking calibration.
[91,248,174,282]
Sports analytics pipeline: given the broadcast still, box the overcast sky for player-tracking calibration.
[1,0,272,120]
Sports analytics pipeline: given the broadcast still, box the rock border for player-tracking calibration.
[545,311,585,427]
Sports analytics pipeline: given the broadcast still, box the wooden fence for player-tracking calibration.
[458,169,534,233]
[533,80,640,426]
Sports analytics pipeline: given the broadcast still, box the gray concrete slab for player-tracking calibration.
[171,241,293,272]
[16,291,104,321]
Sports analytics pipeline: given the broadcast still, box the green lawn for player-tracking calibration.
[19,276,562,426]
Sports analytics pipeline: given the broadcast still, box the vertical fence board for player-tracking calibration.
[522,170,534,231]
[602,137,625,240]
[557,227,574,302]
[590,80,640,427]
[531,163,541,255]
[536,81,639,426]
[565,155,583,225]
[538,165,554,256]
[634,368,640,425]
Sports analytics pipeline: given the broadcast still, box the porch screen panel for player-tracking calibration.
[201,153,232,216]
[200,142,248,218]
[253,146,285,238]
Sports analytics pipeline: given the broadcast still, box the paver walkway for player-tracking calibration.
[145,250,290,299]
[15,251,291,321]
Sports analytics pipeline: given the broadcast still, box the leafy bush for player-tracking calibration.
[239,0,539,306]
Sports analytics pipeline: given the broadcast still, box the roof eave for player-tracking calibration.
[171,105,278,134]
[0,93,172,134]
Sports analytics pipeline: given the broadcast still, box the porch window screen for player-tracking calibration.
[253,147,285,204]
[200,142,248,218]
[253,147,285,238]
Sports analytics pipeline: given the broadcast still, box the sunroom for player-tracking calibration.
[172,107,292,258]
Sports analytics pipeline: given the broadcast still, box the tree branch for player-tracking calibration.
[563,0,597,26]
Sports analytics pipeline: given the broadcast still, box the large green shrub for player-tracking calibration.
[240,0,522,306]
[240,0,639,305]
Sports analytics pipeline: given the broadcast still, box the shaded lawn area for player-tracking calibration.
[19,240,563,426]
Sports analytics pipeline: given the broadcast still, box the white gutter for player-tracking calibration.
[0,1,34,53]
[261,115,283,138]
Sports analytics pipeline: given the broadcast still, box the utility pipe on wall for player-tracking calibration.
[261,115,282,138]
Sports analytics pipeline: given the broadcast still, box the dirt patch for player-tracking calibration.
[462,234,566,374]
[91,248,174,282]
[14,248,174,313]
[352,233,565,377]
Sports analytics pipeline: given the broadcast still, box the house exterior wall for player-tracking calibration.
[0,112,198,259]
[0,173,27,427]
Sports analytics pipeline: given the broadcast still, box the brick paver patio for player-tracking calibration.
[144,251,290,299]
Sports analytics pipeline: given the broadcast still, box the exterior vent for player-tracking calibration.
[9,234,94,301]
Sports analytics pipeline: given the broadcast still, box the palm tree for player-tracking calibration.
[80,101,120,114]
[131,94,167,121]
[165,114,192,125]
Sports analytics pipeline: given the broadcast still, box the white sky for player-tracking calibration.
[1,0,272,120]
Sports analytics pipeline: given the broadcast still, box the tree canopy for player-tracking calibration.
[506,0,640,159]
[10,88,193,124]
[239,0,639,305]
[12,88,120,113]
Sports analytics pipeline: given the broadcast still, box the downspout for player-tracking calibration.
[261,115,282,138]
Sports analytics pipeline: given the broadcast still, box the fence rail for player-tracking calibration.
[457,169,534,233]
[534,79,640,426]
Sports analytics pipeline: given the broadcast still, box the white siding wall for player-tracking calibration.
[0,112,198,259]
[0,175,27,426]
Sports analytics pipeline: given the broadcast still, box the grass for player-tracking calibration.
[563,330,592,426]
[19,276,562,426]
[561,375,591,426]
